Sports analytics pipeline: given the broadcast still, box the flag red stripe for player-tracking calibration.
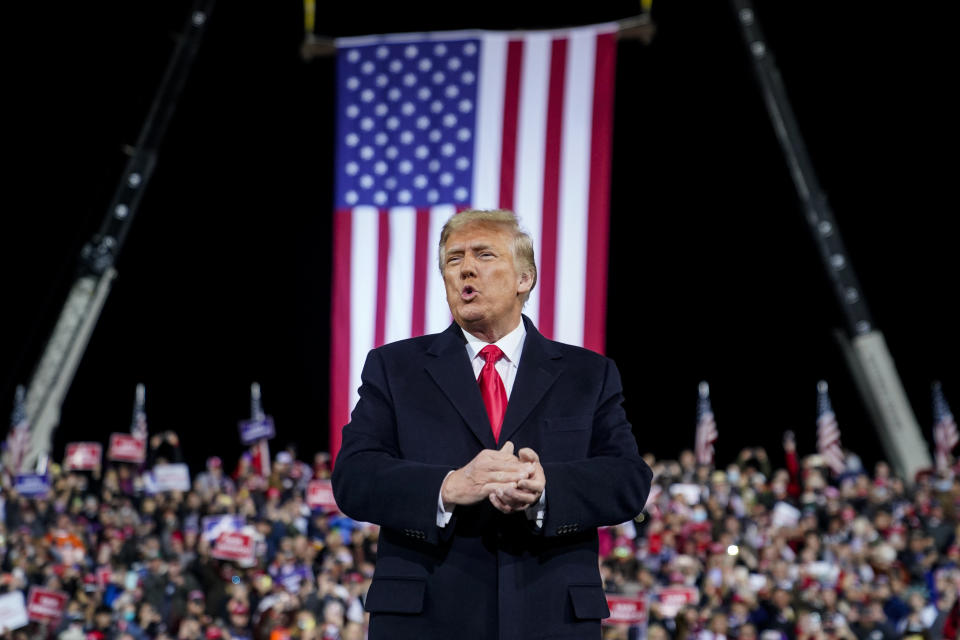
[583,32,616,354]
[329,209,352,464]
[498,39,524,210]
[537,38,567,339]
[374,211,391,347]
[411,208,431,336]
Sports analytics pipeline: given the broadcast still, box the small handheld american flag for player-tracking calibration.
[250,382,270,478]
[816,381,845,475]
[4,385,31,474]
[131,383,148,441]
[694,381,717,466]
[932,381,957,472]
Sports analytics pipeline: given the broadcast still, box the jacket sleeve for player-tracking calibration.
[539,357,652,537]
[331,349,455,545]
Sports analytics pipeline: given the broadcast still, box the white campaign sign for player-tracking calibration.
[0,591,29,631]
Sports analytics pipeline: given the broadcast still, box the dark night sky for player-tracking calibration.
[4,1,958,475]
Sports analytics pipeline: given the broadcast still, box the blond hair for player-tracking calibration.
[438,209,538,303]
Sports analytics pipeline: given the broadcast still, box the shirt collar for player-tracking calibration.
[461,319,526,365]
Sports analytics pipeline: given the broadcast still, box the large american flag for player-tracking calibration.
[932,381,958,472]
[816,380,845,475]
[694,381,717,466]
[330,25,619,457]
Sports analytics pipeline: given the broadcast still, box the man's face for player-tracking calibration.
[442,223,531,339]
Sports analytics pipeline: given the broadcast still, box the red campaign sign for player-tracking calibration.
[107,433,146,463]
[212,532,255,564]
[64,442,102,471]
[654,586,699,618]
[604,595,648,626]
[26,587,68,624]
[306,479,339,512]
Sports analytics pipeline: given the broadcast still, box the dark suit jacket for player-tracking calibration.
[332,316,652,640]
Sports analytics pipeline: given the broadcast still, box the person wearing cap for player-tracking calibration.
[333,209,652,639]
[85,604,119,640]
[224,600,252,640]
[185,591,208,623]
[195,456,235,499]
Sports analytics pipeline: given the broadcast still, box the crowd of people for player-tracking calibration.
[602,436,960,640]
[1,429,958,640]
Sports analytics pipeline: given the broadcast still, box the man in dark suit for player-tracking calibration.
[332,209,652,639]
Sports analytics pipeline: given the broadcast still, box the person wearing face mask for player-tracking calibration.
[114,602,148,640]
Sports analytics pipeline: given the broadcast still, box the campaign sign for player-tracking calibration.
[0,590,29,631]
[64,442,102,471]
[202,514,245,543]
[653,586,699,618]
[306,479,339,512]
[15,474,51,498]
[668,483,701,505]
[107,433,146,463]
[26,587,68,624]
[238,416,275,445]
[148,463,191,492]
[771,501,801,529]
[212,531,255,564]
[604,595,648,626]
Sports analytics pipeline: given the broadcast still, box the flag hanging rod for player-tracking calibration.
[300,14,655,61]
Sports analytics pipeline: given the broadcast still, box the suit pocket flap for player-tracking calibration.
[545,416,592,432]
[364,577,426,614]
[568,584,610,620]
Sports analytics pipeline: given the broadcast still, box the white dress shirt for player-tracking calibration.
[437,320,546,527]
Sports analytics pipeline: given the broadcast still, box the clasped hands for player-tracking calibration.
[440,441,545,514]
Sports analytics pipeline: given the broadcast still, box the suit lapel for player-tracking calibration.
[498,317,563,445]
[425,324,499,450]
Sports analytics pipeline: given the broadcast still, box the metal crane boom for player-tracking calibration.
[19,0,215,472]
[730,0,932,482]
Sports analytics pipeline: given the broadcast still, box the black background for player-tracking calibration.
[4,1,958,475]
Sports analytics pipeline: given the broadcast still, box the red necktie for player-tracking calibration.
[478,345,508,442]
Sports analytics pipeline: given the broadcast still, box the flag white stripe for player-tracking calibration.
[513,33,551,329]
[554,30,596,346]
[385,207,417,344]
[426,204,455,334]
[349,207,379,410]
[472,33,507,210]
